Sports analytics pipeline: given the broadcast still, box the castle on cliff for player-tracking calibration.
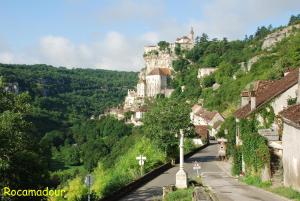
[124,28,195,110]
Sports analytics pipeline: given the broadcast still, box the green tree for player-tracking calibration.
[143,97,192,159]
[0,81,49,195]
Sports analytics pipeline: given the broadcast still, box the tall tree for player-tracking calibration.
[143,97,192,159]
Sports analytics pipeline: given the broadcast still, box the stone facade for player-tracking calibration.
[123,28,195,111]
[271,84,298,114]
[137,80,146,97]
[282,123,300,191]
[280,104,300,192]
[144,27,194,75]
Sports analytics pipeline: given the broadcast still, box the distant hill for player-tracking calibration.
[0,63,137,119]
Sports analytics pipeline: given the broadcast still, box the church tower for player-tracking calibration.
[189,27,194,42]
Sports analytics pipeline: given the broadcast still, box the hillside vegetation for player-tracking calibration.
[1,14,300,201]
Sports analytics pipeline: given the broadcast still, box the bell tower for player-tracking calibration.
[189,27,194,42]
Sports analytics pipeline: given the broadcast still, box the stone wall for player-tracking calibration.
[282,123,300,191]
[271,84,298,114]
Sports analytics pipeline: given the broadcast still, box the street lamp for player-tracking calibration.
[175,129,188,189]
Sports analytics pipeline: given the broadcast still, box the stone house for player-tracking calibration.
[279,104,300,191]
[146,68,171,97]
[234,67,300,180]
[235,68,299,121]
[191,104,224,137]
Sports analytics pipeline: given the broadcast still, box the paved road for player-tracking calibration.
[121,143,288,201]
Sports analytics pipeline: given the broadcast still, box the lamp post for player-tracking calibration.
[175,129,188,189]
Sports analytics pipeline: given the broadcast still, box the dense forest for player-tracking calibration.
[0,64,138,200]
[1,14,300,201]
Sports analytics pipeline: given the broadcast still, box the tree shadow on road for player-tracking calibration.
[120,186,162,201]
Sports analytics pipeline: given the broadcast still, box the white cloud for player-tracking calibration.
[98,0,164,24]
[0,52,14,64]
[140,32,159,45]
[0,0,299,70]
[190,0,300,39]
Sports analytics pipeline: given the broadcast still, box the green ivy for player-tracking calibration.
[258,104,275,128]
[232,146,242,175]
[240,118,270,176]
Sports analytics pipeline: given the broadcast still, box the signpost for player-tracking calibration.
[85,174,93,201]
[193,161,201,177]
[136,155,146,176]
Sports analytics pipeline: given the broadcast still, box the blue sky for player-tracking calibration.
[0,0,299,71]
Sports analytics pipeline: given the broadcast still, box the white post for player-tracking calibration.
[179,130,184,170]
[176,129,188,189]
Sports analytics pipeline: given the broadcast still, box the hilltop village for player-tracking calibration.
[106,23,300,193]
[2,13,300,201]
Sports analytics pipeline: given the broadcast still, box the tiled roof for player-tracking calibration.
[192,104,219,122]
[234,68,299,119]
[279,104,300,128]
[148,68,171,76]
[213,120,223,129]
[195,108,217,121]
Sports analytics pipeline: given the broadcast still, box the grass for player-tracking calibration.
[242,175,300,200]
[270,187,300,201]
[164,188,193,201]
[242,175,272,188]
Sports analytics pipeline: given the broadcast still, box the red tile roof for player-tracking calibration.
[195,108,217,122]
[148,68,171,76]
[279,104,300,128]
[235,68,299,119]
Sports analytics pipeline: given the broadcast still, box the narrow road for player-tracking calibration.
[120,143,288,201]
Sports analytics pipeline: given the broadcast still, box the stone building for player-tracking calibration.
[190,104,224,138]
[234,67,300,180]
[235,68,299,119]
[279,104,300,192]
[137,79,146,97]
[278,68,300,192]
[146,68,171,97]
[144,27,195,74]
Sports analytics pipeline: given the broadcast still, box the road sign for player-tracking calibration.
[193,162,201,170]
[136,155,146,176]
[193,161,201,177]
[85,174,93,187]
[136,155,146,166]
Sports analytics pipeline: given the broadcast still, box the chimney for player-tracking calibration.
[250,91,256,110]
[297,68,300,103]
[241,91,250,107]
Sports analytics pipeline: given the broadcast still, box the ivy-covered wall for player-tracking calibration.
[230,117,271,177]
